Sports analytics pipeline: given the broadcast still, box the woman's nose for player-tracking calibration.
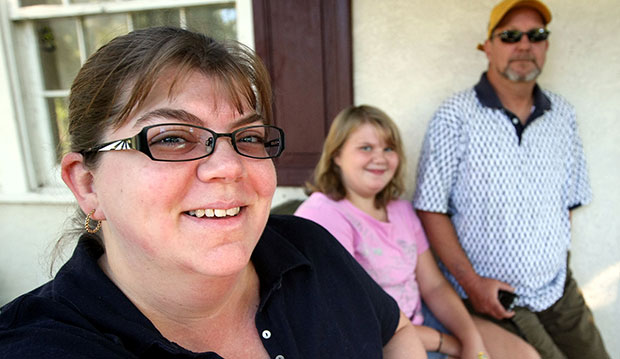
[196,138,244,183]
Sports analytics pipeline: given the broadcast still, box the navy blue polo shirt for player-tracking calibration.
[473,72,551,143]
[0,215,399,358]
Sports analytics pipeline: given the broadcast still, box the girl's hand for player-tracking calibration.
[460,338,490,359]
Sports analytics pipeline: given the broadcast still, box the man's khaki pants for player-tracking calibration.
[465,268,609,359]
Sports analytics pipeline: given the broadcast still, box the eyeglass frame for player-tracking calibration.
[81,123,286,162]
[491,28,550,43]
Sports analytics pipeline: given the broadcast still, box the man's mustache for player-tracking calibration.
[508,55,536,63]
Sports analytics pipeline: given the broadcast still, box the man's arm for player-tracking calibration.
[416,210,514,320]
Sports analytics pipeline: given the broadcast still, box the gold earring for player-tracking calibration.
[85,209,102,234]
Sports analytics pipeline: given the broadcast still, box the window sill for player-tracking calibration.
[0,186,306,206]
[0,187,75,205]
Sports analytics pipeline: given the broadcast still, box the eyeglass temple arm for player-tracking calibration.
[94,139,133,152]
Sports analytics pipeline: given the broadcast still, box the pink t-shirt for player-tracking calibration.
[294,192,429,324]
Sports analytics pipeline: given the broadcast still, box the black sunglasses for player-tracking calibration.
[493,28,550,43]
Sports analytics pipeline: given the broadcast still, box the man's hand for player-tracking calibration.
[462,275,515,320]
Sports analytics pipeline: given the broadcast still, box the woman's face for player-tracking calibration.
[91,70,276,277]
[334,123,399,201]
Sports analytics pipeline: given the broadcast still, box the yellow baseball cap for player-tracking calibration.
[477,0,552,51]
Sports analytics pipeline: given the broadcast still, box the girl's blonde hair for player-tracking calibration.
[306,105,406,209]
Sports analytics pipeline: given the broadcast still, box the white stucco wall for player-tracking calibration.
[0,202,74,302]
[353,0,620,357]
[0,1,618,357]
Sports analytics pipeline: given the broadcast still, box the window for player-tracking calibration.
[1,0,351,193]
[1,0,253,190]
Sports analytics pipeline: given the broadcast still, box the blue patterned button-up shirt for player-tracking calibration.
[413,73,592,311]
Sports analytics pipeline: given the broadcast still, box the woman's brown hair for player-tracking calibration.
[69,26,272,167]
[52,27,273,272]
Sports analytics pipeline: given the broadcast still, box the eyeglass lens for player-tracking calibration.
[146,124,283,161]
[498,28,549,43]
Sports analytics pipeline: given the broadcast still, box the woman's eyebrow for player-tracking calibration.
[231,112,263,127]
[133,109,262,129]
[134,108,203,127]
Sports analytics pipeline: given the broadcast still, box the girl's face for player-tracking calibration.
[334,123,399,201]
[89,70,276,278]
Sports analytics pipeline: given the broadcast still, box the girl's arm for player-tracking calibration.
[416,211,513,320]
[383,311,428,359]
[416,250,490,359]
[414,324,461,356]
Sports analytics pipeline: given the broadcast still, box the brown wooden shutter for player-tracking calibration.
[253,0,353,186]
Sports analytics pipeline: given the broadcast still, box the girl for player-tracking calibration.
[295,105,539,359]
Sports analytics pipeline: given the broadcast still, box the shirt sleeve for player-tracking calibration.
[410,209,430,255]
[294,194,356,254]
[394,200,429,255]
[274,216,401,348]
[413,98,464,214]
[0,298,132,359]
[566,112,592,209]
[309,221,401,346]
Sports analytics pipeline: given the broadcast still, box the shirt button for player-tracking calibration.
[262,330,272,339]
[512,117,519,125]
[275,356,285,359]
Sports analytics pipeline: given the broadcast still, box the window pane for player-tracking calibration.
[27,3,240,164]
[186,4,237,41]
[70,0,130,3]
[36,18,81,90]
[132,9,180,29]
[47,97,70,159]
[20,0,61,6]
[83,14,129,55]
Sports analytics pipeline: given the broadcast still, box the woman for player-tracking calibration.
[295,105,540,359]
[0,28,425,358]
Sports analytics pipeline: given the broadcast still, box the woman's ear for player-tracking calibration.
[61,152,101,219]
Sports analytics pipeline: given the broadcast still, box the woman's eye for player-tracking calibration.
[150,131,197,147]
[236,129,265,144]
[159,136,186,144]
[151,136,187,147]
[360,145,372,151]
[237,135,263,144]
[384,147,394,152]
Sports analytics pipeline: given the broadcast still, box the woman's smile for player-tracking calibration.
[334,123,399,200]
[186,206,242,218]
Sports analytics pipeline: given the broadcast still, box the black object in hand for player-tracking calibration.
[498,290,518,311]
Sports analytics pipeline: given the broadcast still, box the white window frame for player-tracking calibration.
[0,0,254,203]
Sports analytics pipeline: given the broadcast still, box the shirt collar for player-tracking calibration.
[252,215,312,311]
[55,236,176,356]
[474,72,551,117]
[55,220,312,357]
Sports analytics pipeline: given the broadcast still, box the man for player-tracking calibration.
[413,1,609,358]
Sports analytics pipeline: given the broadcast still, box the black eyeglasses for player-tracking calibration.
[492,28,550,43]
[82,123,285,162]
